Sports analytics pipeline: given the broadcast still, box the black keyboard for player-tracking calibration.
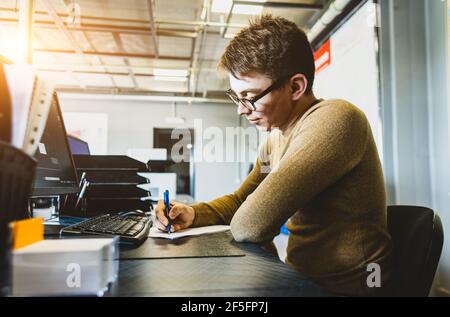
[61,212,152,245]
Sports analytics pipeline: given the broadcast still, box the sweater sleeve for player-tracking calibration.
[230,103,370,243]
[190,157,268,227]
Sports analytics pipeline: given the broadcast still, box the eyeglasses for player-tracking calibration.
[225,74,292,111]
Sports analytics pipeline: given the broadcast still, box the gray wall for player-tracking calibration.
[58,95,257,203]
[425,0,450,296]
[379,0,450,296]
[379,0,433,206]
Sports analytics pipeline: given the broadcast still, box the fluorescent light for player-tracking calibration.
[59,93,231,104]
[153,68,189,82]
[212,0,232,13]
[153,68,189,77]
[154,76,188,82]
[233,4,263,15]
[211,0,264,15]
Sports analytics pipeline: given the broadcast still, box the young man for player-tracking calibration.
[156,15,392,296]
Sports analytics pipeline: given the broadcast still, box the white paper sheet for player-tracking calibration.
[3,64,35,150]
[149,225,230,240]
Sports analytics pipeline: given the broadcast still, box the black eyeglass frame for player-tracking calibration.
[225,73,295,111]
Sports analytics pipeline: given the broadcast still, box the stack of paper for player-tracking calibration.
[3,64,54,156]
[12,238,118,296]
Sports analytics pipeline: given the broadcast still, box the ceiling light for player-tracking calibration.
[154,76,188,82]
[233,4,263,15]
[153,68,189,77]
[211,0,233,13]
[211,0,264,15]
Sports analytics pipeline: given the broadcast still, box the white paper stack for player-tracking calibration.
[3,64,54,156]
[12,238,118,297]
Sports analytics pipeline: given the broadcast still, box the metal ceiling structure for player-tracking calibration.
[0,0,332,101]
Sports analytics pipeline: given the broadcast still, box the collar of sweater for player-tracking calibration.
[278,98,325,137]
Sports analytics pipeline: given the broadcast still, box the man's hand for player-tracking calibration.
[155,200,195,232]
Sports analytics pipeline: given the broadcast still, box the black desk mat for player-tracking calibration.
[119,231,245,259]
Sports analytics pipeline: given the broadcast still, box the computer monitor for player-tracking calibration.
[68,135,90,155]
[32,93,79,196]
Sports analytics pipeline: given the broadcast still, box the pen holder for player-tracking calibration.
[59,192,88,217]
[0,141,37,296]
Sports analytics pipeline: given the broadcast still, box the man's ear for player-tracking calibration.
[290,74,308,101]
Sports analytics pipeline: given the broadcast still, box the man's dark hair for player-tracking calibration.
[219,14,315,94]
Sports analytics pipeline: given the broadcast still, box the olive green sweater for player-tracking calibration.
[191,99,393,296]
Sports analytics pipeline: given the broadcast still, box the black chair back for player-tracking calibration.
[0,141,36,296]
[0,141,36,223]
[387,205,444,296]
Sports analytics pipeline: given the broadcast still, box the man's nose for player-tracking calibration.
[237,102,251,116]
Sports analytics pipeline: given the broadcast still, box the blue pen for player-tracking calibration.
[163,190,172,233]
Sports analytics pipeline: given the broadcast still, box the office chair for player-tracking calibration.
[387,205,444,296]
[0,141,37,222]
[0,141,36,296]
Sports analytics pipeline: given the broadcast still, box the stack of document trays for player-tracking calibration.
[68,155,152,216]
[12,237,118,296]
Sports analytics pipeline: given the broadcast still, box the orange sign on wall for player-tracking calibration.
[314,39,331,74]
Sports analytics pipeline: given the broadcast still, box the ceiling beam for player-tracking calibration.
[155,19,246,28]
[194,0,213,97]
[35,63,219,72]
[37,66,219,74]
[112,33,138,88]
[56,88,231,104]
[234,1,324,10]
[40,22,200,37]
[33,30,84,88]
[83,30,119,89]
[221,1,235,37]
[0,7,247,28]
[0,18,202,38]
[33,48,191,61]
[190,0,211,96]
[38,69,151,76]
[41,0,90,63]
[41,0,93,87]
[147,0,159,58]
